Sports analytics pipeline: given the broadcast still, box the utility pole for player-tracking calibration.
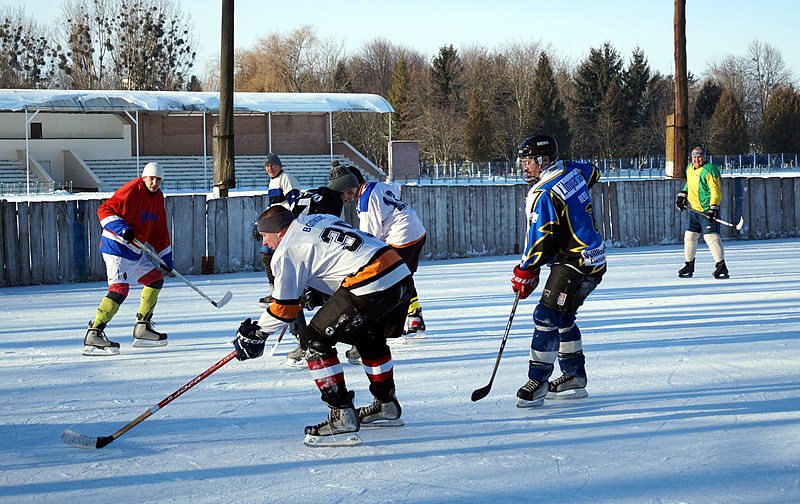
[671,0,688,179]
[213,0,235,197]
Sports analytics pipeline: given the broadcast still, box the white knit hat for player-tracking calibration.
[141,162,164,179]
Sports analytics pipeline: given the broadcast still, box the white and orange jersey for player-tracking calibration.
[257,213,411,335]
[356,182,426,248]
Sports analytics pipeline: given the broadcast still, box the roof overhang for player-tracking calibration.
[0,89,395,115]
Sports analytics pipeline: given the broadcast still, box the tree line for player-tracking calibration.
[3,1,800,167]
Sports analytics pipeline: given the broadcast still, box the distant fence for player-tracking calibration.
[1,176,799,287]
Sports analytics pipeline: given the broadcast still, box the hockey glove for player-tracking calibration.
[704,205,719,221]
[302,287,329,311]
[159,261,173,274]
[674,191,688,211]
[511,265,540,300]
[121,229,136,243]
[233,318,266,361]
[251,222,261,240]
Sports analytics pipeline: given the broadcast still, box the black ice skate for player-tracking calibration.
[678,259,695,278]
[516,379,548,408]
[358,392,404,427]
[713,260,730,279]
[132,314,168,348]
[303,406,361,447]
[257,294,273,308]
[547,374,588,400]
[82,323,120,356]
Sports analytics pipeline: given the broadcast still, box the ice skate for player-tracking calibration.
[403,312,427,339]
[515,379,548,408]
[303,406,361,447]
[285,343,306,367]
[82,323,120,356]
[713,260,729,279]
[547,374,588,400]
[345,346,361,365]
[358,392,404,427]
[132,314,168,348]
[258,294,273,309]
[678,259,695,278]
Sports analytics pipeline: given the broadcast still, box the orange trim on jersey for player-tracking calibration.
[267,301,301,322]
[341,249,403,289]
[391,232,426,248]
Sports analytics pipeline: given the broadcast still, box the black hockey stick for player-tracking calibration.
[62,350,237,449]
[471,292,520,402]
[133,238,233,308]
[687,208,744,230]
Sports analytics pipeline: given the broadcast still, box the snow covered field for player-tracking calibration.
[1,239,799,504]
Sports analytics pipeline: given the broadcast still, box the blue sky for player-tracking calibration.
[6,0,800,79]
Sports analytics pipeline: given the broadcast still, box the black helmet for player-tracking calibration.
[517,135,559,163]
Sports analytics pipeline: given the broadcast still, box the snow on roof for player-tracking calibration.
[0,89,395,114]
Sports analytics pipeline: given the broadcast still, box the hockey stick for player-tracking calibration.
[133,239,233,308]
[471,292,521,402]
[62,350,237,449]
[687,208,744,230]
[269,325,288,356]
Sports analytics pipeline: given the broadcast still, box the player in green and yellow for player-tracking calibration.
[674,144,729,279]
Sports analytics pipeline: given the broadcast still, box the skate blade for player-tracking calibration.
[286,357,306,368]
[547,388,588,400]
[131,338,168,348]
[402,331,427,340]
[62,429,98,449]
[515,398,545,409]
[361,419,405,428]
[389,336,407,345]
[82,345,120,356]
[303,433,362,447]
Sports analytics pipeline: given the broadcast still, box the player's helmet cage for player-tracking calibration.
[517,135,559,164]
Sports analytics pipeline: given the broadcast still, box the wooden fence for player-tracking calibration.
[1,176,798,287]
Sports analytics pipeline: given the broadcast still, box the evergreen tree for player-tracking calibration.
[528,54,571,155]
[430,44,463,110]
[709,89,748,154]
[464,88,492,162]
[691,80,723,145]
[572,42,624,155]
[332,61,353,92]
[595,79,626,157]
[622,47,651,128]
[759,85,800,153]
[388,57,411,139]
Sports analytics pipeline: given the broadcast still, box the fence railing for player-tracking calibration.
[1,176,798,287]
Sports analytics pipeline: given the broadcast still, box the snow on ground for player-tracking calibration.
[1,239,799,504]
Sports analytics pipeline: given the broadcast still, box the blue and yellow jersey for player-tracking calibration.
[520,161,605,276]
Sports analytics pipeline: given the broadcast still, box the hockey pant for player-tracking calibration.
[526,263,602,383]
[300,276,413,407]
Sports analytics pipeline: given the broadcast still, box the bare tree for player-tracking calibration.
[746,40,792,135]
[0,6,60,88]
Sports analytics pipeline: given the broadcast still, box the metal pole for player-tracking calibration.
[268,112,272,153]
[328,111,333,161]
[135,110,140,176]
[24,109,29,195]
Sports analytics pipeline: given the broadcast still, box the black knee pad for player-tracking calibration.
[105,290,127,305]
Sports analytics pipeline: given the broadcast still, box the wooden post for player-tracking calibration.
[672,0,688,179]
[214,0,235,198]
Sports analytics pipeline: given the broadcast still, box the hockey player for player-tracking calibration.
[347,165,427,342]
[280,163,361,367]
[233,206,413,446]
[511,135,606,407]
[83,162,174,356]
[257,153,301,308]
[674,144,729,279]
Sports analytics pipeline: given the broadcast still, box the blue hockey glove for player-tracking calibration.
[233,318,266,361]
[704,205,719,221]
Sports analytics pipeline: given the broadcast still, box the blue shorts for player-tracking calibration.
[687,212,720,234]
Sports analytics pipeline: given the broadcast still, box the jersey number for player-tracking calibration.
[383,189,408,211]
[321,226,363,252]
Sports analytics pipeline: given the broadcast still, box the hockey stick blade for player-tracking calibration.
[61,429,114,449]
[735,216,744,231]
[471,385,492,402]
[213,290,233,308]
